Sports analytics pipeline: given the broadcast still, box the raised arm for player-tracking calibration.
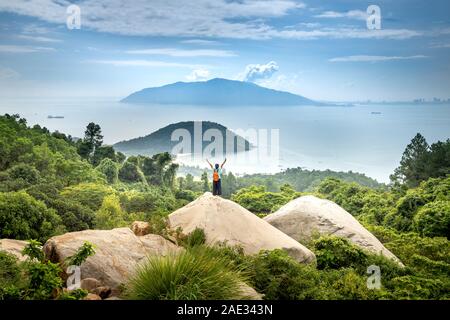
[206,159,213,169]
[221,158,227,168]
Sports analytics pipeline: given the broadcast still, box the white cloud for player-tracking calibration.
[0,45,56,53]
[240,61,279,82]
[271,28,422,40]
[0,1,421,40]
[88,59,206,68]
[126,48,236,57]
[329,55,428,62]
[0,67,20,80]
[430,42,450,49]
[18,34,62,42]
[186,69,211,81]
[315,10,367,20]
[180,39,221,45]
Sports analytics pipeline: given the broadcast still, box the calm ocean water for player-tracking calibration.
[1,97,449,183]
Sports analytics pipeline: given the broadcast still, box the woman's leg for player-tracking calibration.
[217,179,222,195]
[213,181,218,195]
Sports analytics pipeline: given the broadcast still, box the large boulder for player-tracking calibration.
[43,228,180,288]
[167,192,315,264]
[0,239,28,261]
[264,195,402,265]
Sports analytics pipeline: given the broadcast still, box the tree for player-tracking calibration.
[184,174,196,191]
[84,122,103,150]
[391,133,430,188]
[96,158,118,184]
[118,161,145,183]
[78,123,103,159]
[91,145,116,166]
[95,195,127,229]
[414,201,450,239]
[201,171,209,192]
[426,140,450,179]
[0,191,63,241]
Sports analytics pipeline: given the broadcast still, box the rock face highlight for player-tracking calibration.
[264,195,402,265]
[0,239,28,261]
[168,192,316,264]
[43,228,180,288]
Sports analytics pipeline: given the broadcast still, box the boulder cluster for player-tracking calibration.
[0,192,402,300]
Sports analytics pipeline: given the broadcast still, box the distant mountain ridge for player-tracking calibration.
[121,78,319,106]
[113,121,251,156]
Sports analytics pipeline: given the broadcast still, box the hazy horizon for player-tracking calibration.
[1,0,450,101]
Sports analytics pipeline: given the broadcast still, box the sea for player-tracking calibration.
[1,97,449,183]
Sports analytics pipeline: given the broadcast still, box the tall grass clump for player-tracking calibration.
[178,228,206,248]
[125,246,249,300]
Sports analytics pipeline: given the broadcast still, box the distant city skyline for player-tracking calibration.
[0,0,450,101]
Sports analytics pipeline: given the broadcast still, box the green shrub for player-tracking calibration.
[414,201,450,238]
[388,276,448,300]
[60,182,114,211]
[248,249,380,300]
[0,191,63,242]
[24,260,63,300]
[231,186,293,214]
[57,288,88,300]
[96,158,119,184]
[313,236,368,270]
[118,161,145,183]
[95,194,129,229]
[125,246,248,300]
[0,251,25,300]
[178,228,206,248]
[175,189,196,202]
[7,163,40,185]
[65,241,96,267]
[22,240,44,262]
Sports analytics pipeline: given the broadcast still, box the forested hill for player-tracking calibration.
[113,121,251,156]
[237,167,385,191]
[121,78,319,106]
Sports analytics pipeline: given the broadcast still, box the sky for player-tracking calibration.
[0,0,450,101]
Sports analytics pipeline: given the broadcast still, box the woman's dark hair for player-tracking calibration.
[215,163,219,169]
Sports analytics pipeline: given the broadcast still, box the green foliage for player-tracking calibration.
[238,167,384,193]
[65,241,96,267]
[174,189,196,202]
[0,251,25,300]
[22,240,45,262]
[248,249,378,300]
[178,228,206,248]
[120,187,177,217]
[119,161,146,183]
[414,201,450,238]
[57,288,88,300]
[24,260,63,300]
[391,133,450,188]
[0,191,63,242]
[7,163,40,185]
[125,246,249,300]
[231,185,299,214]
[96,158,119,184]
[95,194,129,229]
[314,236,368,270]
[60,182,114,211]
